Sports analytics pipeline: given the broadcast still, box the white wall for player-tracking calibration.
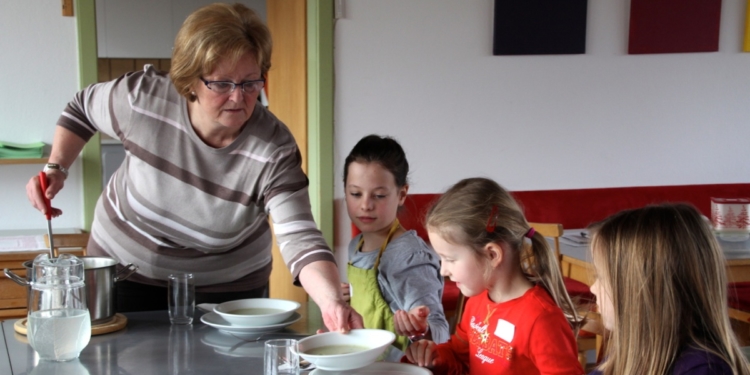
[332,0,750,271]
[96,0,266,58]
[0,3,82,231]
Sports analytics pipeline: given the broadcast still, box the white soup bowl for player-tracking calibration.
[213,298,300,327]
[297,329,396,371]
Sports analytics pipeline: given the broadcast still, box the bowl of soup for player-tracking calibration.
[297,329,396,371]
[213,298,300,327]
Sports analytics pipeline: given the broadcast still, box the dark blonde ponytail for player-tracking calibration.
[426,177,581,331]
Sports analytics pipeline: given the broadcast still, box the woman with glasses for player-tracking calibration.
[25,3,363,333]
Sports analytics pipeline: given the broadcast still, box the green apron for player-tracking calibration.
[348,219,410,352]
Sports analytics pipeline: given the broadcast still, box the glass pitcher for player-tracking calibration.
[27,253,91,361]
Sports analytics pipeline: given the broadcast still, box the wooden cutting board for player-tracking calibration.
[14,313,127,336]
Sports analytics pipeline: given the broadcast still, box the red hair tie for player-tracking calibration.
[486,205,498,233]
[525,227,536,238]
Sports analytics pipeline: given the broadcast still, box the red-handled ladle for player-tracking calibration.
[38,171,57,259]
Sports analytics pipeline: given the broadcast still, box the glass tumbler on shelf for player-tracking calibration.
[27,253,91,362]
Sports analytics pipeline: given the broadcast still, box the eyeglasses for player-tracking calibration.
[200,77,265,94]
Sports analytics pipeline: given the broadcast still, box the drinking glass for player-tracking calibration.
[168,273,194,324]
[264,339,299,375]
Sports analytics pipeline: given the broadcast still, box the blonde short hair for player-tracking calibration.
[170,3,272,101]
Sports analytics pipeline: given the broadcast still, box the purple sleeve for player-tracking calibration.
[589,347,733,375]
[671,347,732,375]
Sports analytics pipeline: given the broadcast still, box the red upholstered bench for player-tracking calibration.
[511,183,750,229]
[371,183,750,239]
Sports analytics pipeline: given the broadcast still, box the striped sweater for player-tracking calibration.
[58,65,335,292]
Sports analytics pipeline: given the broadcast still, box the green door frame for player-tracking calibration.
[75,0,335,242]
[307,0,335,246]
[75,0,102,231]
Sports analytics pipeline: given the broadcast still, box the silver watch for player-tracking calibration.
[43,163,69,177]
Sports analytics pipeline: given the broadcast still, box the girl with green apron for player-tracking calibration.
[342,135,449,355]
[348,220,411,352]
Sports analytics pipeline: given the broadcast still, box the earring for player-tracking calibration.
[191,91,196,96]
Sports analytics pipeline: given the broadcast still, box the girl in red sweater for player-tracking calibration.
[404,177,584,375]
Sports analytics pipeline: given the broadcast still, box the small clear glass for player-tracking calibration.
[168,273,194,324]
[264,339,299,375]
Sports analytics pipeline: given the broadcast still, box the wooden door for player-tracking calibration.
[266,0,308,304]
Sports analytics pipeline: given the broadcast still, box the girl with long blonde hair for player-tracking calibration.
[589,203,750,375]
[404,177,583,374]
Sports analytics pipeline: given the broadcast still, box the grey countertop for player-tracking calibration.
[1,307,322,375]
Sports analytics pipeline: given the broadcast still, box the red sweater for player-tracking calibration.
[428,286,583,375]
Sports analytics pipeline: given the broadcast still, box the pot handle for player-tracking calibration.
[114,263,138,283]
[4,268,29,286]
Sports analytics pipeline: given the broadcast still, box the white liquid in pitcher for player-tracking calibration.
[28,309,91,361]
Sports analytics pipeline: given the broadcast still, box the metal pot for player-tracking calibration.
[4,256,137,324]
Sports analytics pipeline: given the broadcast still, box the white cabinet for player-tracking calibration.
[96,0,267,58]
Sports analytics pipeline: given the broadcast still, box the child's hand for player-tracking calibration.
[405,339,438,368]
[394,305,429,339]
[340,283,350,302]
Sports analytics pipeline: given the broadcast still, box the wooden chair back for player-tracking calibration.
[528,222,564,260]
[43,232,90,257]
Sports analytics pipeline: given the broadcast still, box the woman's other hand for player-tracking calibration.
[404,339,438,368]
[26,172,64,217]
[394,305,430,338]
[340,283,351,302]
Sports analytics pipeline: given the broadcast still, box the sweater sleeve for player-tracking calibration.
[58,67,152,142]
[378,234,450,344]
[264,145,336,285]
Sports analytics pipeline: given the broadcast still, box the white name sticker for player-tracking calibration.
[494,319,515,343]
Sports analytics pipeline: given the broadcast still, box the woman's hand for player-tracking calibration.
[298,261,364,333]
[319,299,363,333]
[26,172,64,217]
[394,305,430,339]
[340,283,351,302]
[405,339,438,368]
[25,126,87,218]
